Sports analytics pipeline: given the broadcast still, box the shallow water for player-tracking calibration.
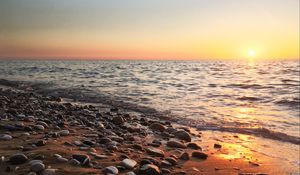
[0,60,299,142]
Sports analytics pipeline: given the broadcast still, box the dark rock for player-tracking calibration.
[149,123,166,132]
[9,153,28,165]
[214,143,222,148]
[113,116,125,125]
[175,130,191,142]
[72,154,90,166]
[179,152,189,160]
[187,142,201,150]
[166,141,187,148]
[191,151,208,159]
[36,140,46,146]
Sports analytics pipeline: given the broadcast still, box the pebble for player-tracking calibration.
[0,134,12,141]
[166,141,187,148]
[165,157,177,165]
[36,140,46,146]
[59,130,69,136]
[72,154,90,166]
[191,151,208,159]
[113,116,125,125]
[187,142,202,150]
[57,157,68,163]
[35,125,45,131]
[149,123,166,132]
[138,164,161,175]
[214,143,222,148]
[30,162,45,172]
[126,172,136,175]
[179,152,190,160]
[103,166,119,174]
[9,153,28,165]
[175,130,192,142]
[146,147,165,157]
[69,159,81,166]
[40,168,56,175]
[121,158,137,169]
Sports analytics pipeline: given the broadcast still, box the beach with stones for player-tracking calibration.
[0,85,290,175]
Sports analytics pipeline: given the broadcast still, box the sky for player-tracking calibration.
[0,0,299,60]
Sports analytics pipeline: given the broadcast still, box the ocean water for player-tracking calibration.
[0,60,299,143]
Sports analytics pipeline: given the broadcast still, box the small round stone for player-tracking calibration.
[30,162,45,172]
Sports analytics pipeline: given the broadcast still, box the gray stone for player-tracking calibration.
[146,147,165,157]
[35,125,45,130]
[59,130,69,136]
[40,168,56,175]
[0,134,12,141]
[30,162,45,172]
[103,166,119,174]
[121,158,137,169]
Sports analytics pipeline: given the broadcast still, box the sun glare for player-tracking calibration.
[248,49,256,58]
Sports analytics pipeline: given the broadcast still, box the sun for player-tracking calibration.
[248,49,256,58]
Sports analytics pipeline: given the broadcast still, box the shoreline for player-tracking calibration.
[0,83,299,174]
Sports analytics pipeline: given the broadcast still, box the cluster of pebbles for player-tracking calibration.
[0,87,214,175]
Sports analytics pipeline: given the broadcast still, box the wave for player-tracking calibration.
[196,126,300,145]
[275,99,300,108]
[0,78,299,145]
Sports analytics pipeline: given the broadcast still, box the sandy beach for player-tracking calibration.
[0,81,298,175]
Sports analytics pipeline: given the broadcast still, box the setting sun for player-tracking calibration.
[248,49,257,58]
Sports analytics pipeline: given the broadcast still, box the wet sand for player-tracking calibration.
[0,84,299,175]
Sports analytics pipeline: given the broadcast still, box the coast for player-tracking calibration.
[0,81,298,175]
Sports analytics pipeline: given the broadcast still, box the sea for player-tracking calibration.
[0,59,299,171]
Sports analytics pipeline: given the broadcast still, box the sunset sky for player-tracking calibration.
[0,0,299,60]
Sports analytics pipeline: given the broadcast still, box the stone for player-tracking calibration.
[214,143,222,148]
[146,147,165,157]
[35,125,45,131]
[191,151,208,159]
[40,168,56,175]
[165,157,177,165]
[36,140,46,146]
[187,142,201,150]
[165,127,177,134]
[149,123,166,132]
[59,130,69,136]
[30,162,45,172]
[175,130,191,142]
[57,157,68,163]
[9,153,28,165]
[179,152,189,160]
[103,166,119,174]
[69,159,81,166]
[0,134,12,141]
[166,141,187,148]
[127,172,136,175]
[138,164,161,175]
[161,160,172,167]
[113,116,124,125]
[29,160,43,165]
[36,121,48,128]
[121,158,137,169]
[72,154,90,166]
